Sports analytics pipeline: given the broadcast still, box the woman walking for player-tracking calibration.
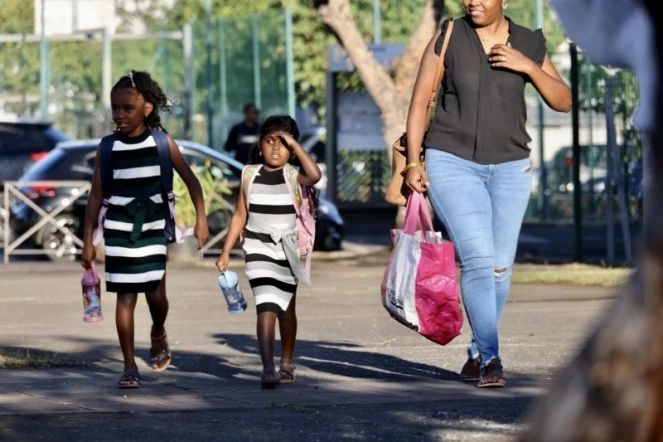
[404,0,571,387]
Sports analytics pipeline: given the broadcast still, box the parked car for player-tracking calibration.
[10,139,344,260]
[0,120,72,194]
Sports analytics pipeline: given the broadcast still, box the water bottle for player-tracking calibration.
[81,262,103,322]
[218,271,247,314]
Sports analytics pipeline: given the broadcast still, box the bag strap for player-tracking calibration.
[425,19,454,128]
[151,129,173,194]
[99,134,117,201]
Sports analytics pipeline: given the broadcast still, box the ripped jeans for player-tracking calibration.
[425,149,532,368]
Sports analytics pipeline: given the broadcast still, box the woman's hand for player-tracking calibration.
[488,43,536,75]
[216,252,230,273]
[194,217,209,249]
[81,241,96,270]
[404,165,430,194]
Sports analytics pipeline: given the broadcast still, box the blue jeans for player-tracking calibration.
[425,149,532,368]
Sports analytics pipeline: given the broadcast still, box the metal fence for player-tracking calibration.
[219,9,293,147]
[327,47,642,227]
[524,51,641,224]
[0,9,293,152]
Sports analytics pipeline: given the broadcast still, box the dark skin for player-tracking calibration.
[81,87,209,380]
[216,130,321,382]
[404,0,571,387]
[245,106,260,128]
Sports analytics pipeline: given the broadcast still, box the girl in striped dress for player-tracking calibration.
[217,116,321,388]
[81,71,209,388]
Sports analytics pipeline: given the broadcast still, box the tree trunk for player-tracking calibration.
[315,0,441,152]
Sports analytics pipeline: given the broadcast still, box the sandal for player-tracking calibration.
[459,358,481,382]
[278,361,296,384]
[261,369,281,389]
[118,368,141,389]
[477,358,507,388]
[150,328,172,373]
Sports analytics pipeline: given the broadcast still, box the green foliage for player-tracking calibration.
[578,55,639,121]
[173,162,232,228]
[0,0,597,138]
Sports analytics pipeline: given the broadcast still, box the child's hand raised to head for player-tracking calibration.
[272,131,296,147]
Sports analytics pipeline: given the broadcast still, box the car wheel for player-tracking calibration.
[39,214,81,261]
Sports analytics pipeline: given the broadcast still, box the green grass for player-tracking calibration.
[0,349,87,369]
[512,264,633,288]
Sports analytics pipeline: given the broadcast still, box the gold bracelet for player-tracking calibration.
[403,162,424,173]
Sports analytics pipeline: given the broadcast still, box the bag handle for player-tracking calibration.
[403,193,435,236]
[424,19,454,130]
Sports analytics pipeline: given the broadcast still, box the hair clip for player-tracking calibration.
[128,71,136,88]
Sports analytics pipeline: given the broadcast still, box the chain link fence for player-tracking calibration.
[524,50,641,224]
[0,9,291,152]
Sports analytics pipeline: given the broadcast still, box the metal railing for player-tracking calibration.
[2,181,91,264]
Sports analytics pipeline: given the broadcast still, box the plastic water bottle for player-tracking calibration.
[81,262,103,322]
[218,271,247,314]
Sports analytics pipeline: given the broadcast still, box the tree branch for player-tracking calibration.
[393,0,443,99]
[315,0,403,114]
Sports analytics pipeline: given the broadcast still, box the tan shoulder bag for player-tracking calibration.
[385,19,454,207]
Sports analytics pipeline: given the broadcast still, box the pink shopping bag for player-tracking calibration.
[380,192,462,345]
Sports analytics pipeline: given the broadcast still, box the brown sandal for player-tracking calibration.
[477,358,507,388]
[459,358,481,382]
[150,329,172,373]
[118,368,141,389]
[278,361,296,384]
[261,369,281,389]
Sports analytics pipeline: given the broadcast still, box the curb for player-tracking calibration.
[194,242,391,270]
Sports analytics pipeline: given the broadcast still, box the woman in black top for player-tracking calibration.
[404,0,571,388]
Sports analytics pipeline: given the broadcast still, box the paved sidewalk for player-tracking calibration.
[0,260,615,440]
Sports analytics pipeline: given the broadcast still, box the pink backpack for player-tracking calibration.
[242,164,316,277]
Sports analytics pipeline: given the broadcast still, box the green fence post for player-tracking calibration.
[219,18,229,146]
[570,42,583,262]
[205,0,214,148]
[373,0,381,44]
[285,8,295,118]
[252,14,262,109]
[40,0,49,120]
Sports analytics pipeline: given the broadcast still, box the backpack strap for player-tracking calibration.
[241,164,261,209]
[151,129,194,243]
[152,129,173,194]
[93,134,117,245]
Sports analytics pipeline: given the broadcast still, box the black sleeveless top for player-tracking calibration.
[424,16,547,165]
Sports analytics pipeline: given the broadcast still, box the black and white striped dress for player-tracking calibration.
[243,167,298,313]
[103,129,167,294]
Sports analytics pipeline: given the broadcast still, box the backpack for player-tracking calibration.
[92,129,192,246]
[242,164,316,277]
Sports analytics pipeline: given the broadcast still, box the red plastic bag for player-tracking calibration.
[381,193,462,345]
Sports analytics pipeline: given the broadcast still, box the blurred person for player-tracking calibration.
[224,103,261,165]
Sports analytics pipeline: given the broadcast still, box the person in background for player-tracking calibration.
[224,103,261,165]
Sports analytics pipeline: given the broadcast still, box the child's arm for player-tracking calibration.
[168,136,209,248]
[276,132,322,186]
[81,145,103,269]
[216,188,248,273]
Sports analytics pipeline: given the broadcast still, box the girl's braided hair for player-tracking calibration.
[112,70,171,132]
